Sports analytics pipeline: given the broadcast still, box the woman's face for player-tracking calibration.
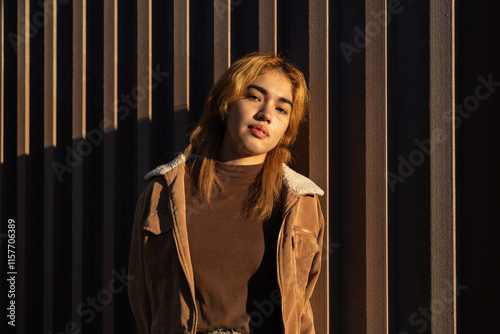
[220,70,293,165]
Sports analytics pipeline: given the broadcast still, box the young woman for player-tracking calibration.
[128,53,324,334]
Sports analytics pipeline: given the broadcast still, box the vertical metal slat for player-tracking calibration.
[72,0,86,328]
[308,1,329,333]
[213,0,230,81]
[16,1,30,332]
[365,0,389,332]
[103,0,117,332]
[137,0,151,191]
[430,0,457,333]
[173,0,189,151]
[259,0,277,53]
[43,0,57,332]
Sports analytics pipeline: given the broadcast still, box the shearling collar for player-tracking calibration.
[144,154,187,180]
[144,154,324,196]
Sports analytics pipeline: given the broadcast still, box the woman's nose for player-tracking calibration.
[256,103,273,122]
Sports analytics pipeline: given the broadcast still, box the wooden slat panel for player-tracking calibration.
[365,0,388,333]
[173,0,189,151]
[17,0,30,332]
[429,0,457,333]
[213,0,230,81]
[308,1,329,333]
[72,0,85,328]
[43,0,57,332]
[103,0,117,332]
[137,0,151,191]
[259,0,277,53]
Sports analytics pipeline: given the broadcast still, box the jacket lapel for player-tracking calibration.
[164,164,197,300]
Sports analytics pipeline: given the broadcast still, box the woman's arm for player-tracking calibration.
[300,195,325,333]
[128,183,154,334]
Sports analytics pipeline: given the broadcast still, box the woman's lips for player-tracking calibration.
[249,125,269,138]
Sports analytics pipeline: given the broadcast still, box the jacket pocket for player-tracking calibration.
[142,210,181,277]
[292,225,320,258]
[292,225,320,299]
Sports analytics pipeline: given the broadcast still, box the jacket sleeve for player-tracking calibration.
[300,195,325,333]
[128,182,154,334]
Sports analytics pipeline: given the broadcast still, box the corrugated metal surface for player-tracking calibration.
[1,0,499,333]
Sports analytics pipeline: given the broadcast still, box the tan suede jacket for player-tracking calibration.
[128,155,325,334]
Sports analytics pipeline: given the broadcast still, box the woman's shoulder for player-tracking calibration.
[282,164,324,196]
[136,158,181,215]
[144,155,187,180]
[136,155,187,207]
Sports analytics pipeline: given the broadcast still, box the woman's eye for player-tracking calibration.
[277,107,288,115]
[248,94,260,101]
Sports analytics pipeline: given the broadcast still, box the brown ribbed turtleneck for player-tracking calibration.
[185,161,283,334]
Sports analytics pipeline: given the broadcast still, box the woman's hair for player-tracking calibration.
[183,52,309,220]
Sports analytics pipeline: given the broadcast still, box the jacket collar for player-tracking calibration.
[144,154,324,196]
[144,154,187,180]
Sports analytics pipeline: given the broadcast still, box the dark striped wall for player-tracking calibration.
[1,0,499,333]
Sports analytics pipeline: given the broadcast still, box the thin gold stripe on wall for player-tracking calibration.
[258,0,277,53]
[43,0,57,332]
[365,0,389,332]
[72,0,86,328]
[103,0,118,332]
[430,0,457,332]
[213,0,230,82]
[308,0,329,333]
[17,0,30,331]
[173,0,189,150]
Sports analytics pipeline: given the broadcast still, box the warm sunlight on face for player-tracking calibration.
[220,70,293,165]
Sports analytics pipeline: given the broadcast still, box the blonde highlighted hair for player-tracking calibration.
[184,53,309,220]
